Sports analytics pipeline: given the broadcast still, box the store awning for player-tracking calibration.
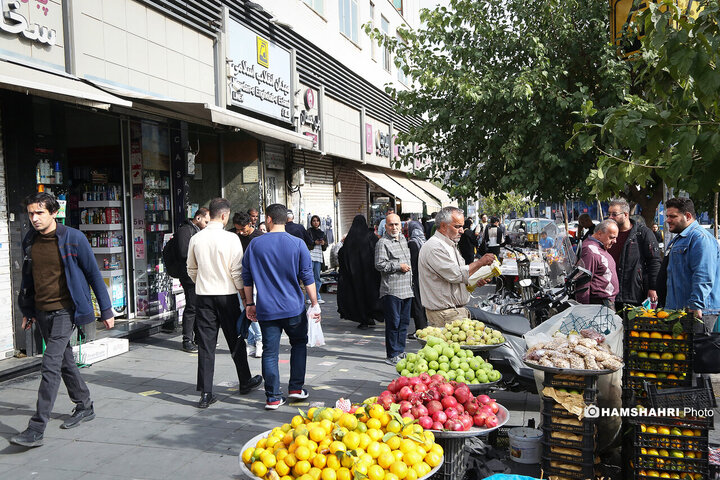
[355,167,424,213]
[385,171,442,214]
[410,179,457,207]
[87,81,313,148]
[0,61,131,109]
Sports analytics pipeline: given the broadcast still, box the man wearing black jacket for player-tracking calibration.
[176,208,210,352]
[285,210,313,249]
[607,199,661,309]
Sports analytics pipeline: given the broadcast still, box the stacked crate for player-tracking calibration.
[627,379,715,480]
[622,311,694,409]
[541,373,601,480]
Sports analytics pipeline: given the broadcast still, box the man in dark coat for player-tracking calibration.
[458,218,478,264]
[337,215,383,329]
[285,210,313,249]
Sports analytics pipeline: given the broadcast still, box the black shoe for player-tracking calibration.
[238,375,263,395]
[198,392,218,408]
[10,428,44,447]
[61,405,95,429]
[357,323,371,330]
[182,341,198,353]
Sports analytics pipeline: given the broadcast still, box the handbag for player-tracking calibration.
[17,243,35,312]
[694,320,720,373]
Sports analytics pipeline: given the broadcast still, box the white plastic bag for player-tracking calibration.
[307,304,324,347]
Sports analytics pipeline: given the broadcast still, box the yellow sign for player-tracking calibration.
[257,36,269,68]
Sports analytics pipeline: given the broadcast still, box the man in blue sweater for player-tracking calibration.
[11,193,114,447]
[242,203,322,410]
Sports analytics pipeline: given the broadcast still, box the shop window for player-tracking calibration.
[339,0,359,43]
[186,132,221,217]
[223,136,262,222]
[303,0,324,15]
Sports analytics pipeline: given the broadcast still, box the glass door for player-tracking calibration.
[129,120,173,317]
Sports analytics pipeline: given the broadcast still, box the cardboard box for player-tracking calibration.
[99,338,129,358]
[72,341,108,365]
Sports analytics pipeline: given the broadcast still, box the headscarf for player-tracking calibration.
[308,215,326,243]
[407,220,426,247]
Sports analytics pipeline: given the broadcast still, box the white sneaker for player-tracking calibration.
[255,344,263,358]
[246,344,256,356]
[318,299,326,304]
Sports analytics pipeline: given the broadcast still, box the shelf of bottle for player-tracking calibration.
[145,209,169,212]
[80,224,123,231]
[101,269,124,278]
[92,247,124,254]
[79,201,122,208]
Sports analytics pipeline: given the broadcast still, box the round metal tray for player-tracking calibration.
[416,337,506,351]
[522,359,620,376]
[239,430,443,479]
[394,372,502,391]
[430,404,510,438]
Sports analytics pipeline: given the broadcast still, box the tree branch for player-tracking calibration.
[595,147,666,169]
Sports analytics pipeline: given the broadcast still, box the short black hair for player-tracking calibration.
[24,192,60,213]
[247,208,259,215]
[194,207,209,218]
[430,212,437,219]
[490,216,500,224]
[209,198,231,219]
[666,197,696,218]
[266,203,288,225]
[234,211,252,227]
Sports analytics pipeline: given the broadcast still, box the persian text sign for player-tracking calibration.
[1,0,57,46]
[227,20,291,122]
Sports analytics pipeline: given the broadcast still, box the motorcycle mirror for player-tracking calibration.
[518,278,533,288]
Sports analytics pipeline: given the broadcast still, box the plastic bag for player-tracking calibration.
[307,304,325,347]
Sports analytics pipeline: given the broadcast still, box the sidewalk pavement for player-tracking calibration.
[0,295,538,479]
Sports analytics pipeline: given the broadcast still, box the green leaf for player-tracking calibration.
[382,432,397,443]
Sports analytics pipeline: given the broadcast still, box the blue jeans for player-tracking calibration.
[237,294,262,346]
[259,311,308,402]
[382,295,412,358]
[312,261,323,301]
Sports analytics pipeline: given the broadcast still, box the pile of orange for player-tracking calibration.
[241,404,444,480]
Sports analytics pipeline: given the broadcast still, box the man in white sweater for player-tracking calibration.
[187,198,262,408]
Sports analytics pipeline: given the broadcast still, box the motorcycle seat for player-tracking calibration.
[467,306,531,337]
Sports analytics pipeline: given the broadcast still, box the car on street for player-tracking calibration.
[506,218,561,247]
[567,219,600,238]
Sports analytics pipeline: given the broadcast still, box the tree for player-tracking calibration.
[572,0,720,225]
[480,192,537,221]
[366,0,629,204]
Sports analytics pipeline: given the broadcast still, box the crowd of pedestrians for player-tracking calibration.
[10,190,719,448]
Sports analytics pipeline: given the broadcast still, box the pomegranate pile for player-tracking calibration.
[376,373,503,432]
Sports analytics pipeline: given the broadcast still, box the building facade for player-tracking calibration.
[0,0,451,360]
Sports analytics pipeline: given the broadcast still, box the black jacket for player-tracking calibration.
[615,220,662,305]
[175,220,199,283]
[458,229,478,265]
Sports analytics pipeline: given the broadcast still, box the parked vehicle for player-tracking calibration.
[567,219,599,238]
[506,218,561,247]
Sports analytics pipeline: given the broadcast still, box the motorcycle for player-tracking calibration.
[466,263,593,393]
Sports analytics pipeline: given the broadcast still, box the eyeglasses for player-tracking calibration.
[608,212,625,217]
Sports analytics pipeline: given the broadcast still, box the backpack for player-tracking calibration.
[162,235,185,278]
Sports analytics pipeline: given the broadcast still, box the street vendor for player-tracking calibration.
[419,206,496,327]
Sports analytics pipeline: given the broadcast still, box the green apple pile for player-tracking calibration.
[416,319,505,346]
[396,336,502,384]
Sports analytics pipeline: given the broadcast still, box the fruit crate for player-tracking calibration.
[633,449,708,475]
[542,441,596,463]
[542,456,597,480]
[623,372,693,391]
[623,309,695,333]
[543,372,599,391]
[542,384,598,406]
[432,436,466,480]
[644,376,717,411]
[623,386,650,409]
[632,423,709,452]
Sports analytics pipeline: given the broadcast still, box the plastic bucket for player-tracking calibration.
[508,427,542,464]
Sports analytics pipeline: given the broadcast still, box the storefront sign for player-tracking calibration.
[227,20,292,122]
[375,131,391,158]
[296,86,320,148]
[365,124,373,154]
[0,0,57,46]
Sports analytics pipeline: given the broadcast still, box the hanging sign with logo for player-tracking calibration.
[295,84,321,148]
[227,20,292,122]
[375,130,391,158]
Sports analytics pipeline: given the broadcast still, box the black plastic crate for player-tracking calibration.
[626,355,692,374]
[633,431,709,452]
[542,387,598,406]
[625,337,693,355]
[624,373,693,390]
[623,387,650,409]
[542,441,596,463]
[634,450,708,474]
[542,412,598,436]
[544,372,599,391]
[644,376,717,410]
[544,427,597,451]
[542,456,597,480]
[623,310,695,333]
[433,436,466,480]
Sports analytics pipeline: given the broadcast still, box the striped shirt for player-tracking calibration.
[375,232,414,299]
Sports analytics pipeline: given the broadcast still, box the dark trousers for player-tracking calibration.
[258,312,308,402]
[179,276,197,344]
[29,309,91,433]
[410,282,427,332]
[382,295,412,358]
[195,294,252,393]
